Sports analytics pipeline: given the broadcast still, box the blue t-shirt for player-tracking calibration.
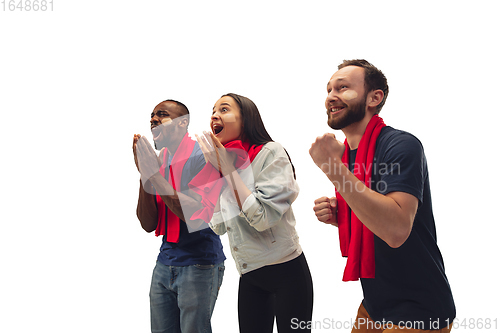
[156,141,225,266]
[349,126,455,330]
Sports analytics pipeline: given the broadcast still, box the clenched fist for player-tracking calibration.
[309,133,345,176]
[313,196,338,227]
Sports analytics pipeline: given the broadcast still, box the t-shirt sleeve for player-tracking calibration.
[191,148,207,178]
[375,133,426,203]
[183,143,207,184]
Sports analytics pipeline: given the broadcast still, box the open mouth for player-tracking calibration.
[151,125,162,139]
[329,106,346,115]
[212,124,224,135]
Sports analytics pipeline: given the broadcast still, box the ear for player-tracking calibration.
[366,89,384,109]
[177,117,189,129]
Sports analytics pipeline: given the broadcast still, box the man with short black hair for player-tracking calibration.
[310,60,455,332]
[133,99,225,333]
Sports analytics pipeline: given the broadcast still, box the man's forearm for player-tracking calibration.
[148,173,204,228]
[327,161,415,248]
[137,180,159,233]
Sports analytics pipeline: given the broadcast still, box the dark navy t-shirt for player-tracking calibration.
[349,126,455,330]
[156,142,225,266]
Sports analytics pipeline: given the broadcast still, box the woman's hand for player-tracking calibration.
[196,131,236,176]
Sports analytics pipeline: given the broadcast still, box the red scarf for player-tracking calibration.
[155,133,196,242]
[189,140,263,224]
[336,115,386,281]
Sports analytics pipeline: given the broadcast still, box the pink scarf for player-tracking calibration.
[155,133,196,242]
[189,140,263,223]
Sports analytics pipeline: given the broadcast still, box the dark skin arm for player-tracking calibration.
[136,179,158,233]
[148,173,205,230]
[134,134,158,232]
[134,135,205,232]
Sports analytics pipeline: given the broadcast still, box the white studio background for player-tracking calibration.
[1,1,498,332]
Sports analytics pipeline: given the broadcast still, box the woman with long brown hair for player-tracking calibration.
[190,93,313,333]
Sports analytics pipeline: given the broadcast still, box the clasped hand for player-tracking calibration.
[196,131,236,176]
[133,135,161,183]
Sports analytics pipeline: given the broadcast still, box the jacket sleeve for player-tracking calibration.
[209,211,227,235]
[239,143,299,232]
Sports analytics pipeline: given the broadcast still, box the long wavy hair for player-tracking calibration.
[222,93,295,179]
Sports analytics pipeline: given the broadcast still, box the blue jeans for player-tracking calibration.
[150,261,225,333]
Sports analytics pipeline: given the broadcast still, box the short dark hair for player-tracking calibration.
[338,59,389,114]
[162,99,190,125]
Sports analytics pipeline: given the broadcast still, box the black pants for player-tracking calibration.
[238,252,313,333]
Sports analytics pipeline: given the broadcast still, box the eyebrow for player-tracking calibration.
[327,78,348,89]
[151,109,168,116]
[213,102,231,110]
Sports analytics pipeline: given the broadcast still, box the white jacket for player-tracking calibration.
[209,142,302,275]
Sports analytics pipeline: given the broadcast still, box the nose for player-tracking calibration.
[211,111,220,121]
[325,90,339,108]
[150,114,160,125]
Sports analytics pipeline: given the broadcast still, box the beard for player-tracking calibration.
[327,97,366,130]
